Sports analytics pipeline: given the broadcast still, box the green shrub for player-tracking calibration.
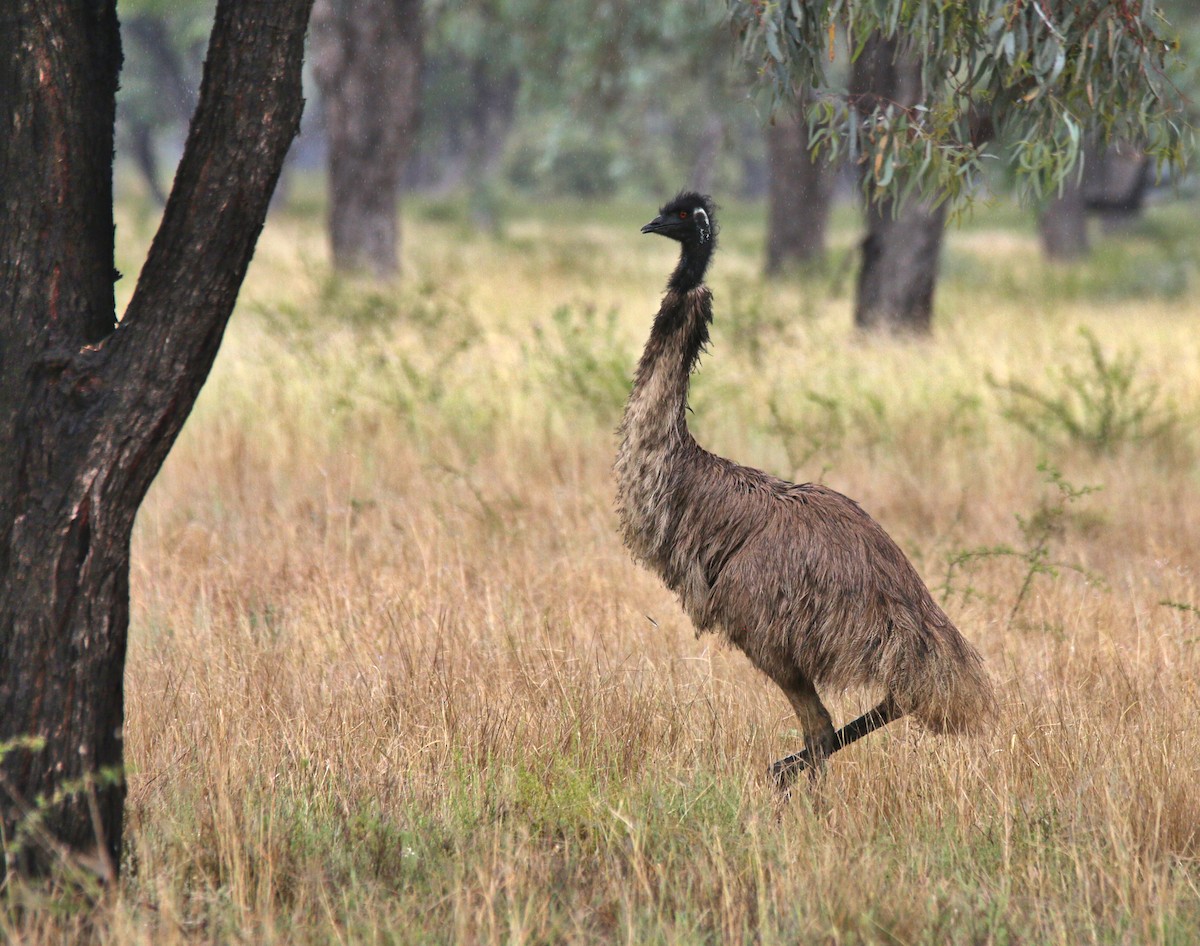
[988,327,1178,455]
[528,303,633,422]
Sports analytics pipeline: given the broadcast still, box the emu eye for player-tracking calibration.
[678,211,689,219]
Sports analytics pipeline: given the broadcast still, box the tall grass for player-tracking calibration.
[6,193,1200,943]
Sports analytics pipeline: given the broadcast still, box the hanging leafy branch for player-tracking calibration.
[727,0,1193,208]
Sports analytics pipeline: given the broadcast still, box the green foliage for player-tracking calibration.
[941,462,1101,629]
[528,304,632,421]
[1160,599,1200,618]
[988,327,1178,455]
[729,0,1194,210]
[765,385,890,474]
[718,275,795,366]
[0,735,47,759]
[718,270,840,366]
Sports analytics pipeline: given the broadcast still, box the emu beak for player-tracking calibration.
[641,215,666,234]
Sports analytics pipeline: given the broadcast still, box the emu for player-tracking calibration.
[615,192,995,786]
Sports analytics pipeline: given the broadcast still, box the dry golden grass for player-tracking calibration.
[6,193,1200,943]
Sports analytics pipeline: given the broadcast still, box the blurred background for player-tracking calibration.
[114,0,1199,327]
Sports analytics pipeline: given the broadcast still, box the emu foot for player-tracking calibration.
[769,748,824,792]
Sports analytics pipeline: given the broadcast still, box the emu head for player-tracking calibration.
[641,192,718,247]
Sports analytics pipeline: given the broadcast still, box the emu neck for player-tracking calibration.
[615,285,712,562]
[668,240,714,293]
[619,287,712,455]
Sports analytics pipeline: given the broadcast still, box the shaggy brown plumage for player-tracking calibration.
[616,192,995,785]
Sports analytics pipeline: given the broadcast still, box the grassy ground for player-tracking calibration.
[6,188,1200,943]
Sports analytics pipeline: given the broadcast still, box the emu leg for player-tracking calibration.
[770,679,836,787]
[770,695,902,789]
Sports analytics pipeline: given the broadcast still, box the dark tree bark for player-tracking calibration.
[765,106,833,272]
[850,35,947,334]
[312,0,423,277]
[0,0,312,880]
[855,196,947,334]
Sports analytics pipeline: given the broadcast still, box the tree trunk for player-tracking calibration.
[850,34,947,334]
[121,14,202,206]
[0,0,312,881]
[856,196,947,334]
[1039,175,1090,261]
[1086,142,1151,228]
[126,117,169,206]
[467,60,521,180]
[465,57,521,229]
[312,0,423,278]
[765,106,832,271]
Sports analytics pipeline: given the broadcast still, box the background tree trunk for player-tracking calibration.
[850,34,947,334]
[1039,140,1151,260]
[765,106,833,272]
[856,196,947,334]
[312,0,423,277]
[0,0,312,880]
[126,117,169,206]
[1086,142,1151,229]
[1039,176,1090,261]
[121,14,203,205]
[124,15,199,121]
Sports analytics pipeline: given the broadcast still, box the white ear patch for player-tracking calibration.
[694,207,710,244]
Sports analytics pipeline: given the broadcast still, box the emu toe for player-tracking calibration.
[769,749,823,790]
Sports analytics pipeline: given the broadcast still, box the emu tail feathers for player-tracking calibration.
[884,616,997,735]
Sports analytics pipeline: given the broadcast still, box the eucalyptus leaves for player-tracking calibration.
[729,0,1192,209]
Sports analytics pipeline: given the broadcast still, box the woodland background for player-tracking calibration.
[4,1,1200,942]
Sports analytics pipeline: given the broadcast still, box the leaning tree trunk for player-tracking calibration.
[311,0,423,277]
[850,34,947,334]
[765,104,833,272]
[0,0,312,881]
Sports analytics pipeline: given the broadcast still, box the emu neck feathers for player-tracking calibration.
[625,287,711,442]
[615,287,712,564]
[668,240,714,293]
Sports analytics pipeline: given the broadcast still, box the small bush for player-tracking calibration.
[528,303,632,422]
[988,327,1178,455]
[719,276,796,367]
[765,386,888,474]
[941,461,1102,629]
